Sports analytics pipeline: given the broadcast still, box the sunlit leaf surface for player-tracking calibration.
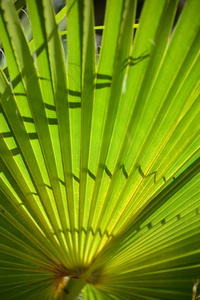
[0,0,199,299]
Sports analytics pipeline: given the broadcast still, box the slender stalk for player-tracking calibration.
[63,277,86,300]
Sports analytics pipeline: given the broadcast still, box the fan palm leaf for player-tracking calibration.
[0,0,199,299]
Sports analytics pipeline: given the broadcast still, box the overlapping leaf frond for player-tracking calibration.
[0,0,199,299]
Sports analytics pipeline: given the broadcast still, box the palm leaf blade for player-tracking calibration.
[0,0,199,299]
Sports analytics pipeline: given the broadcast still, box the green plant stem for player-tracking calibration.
[63,277,86,300]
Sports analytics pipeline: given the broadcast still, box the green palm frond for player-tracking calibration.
[0,0,199,299]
